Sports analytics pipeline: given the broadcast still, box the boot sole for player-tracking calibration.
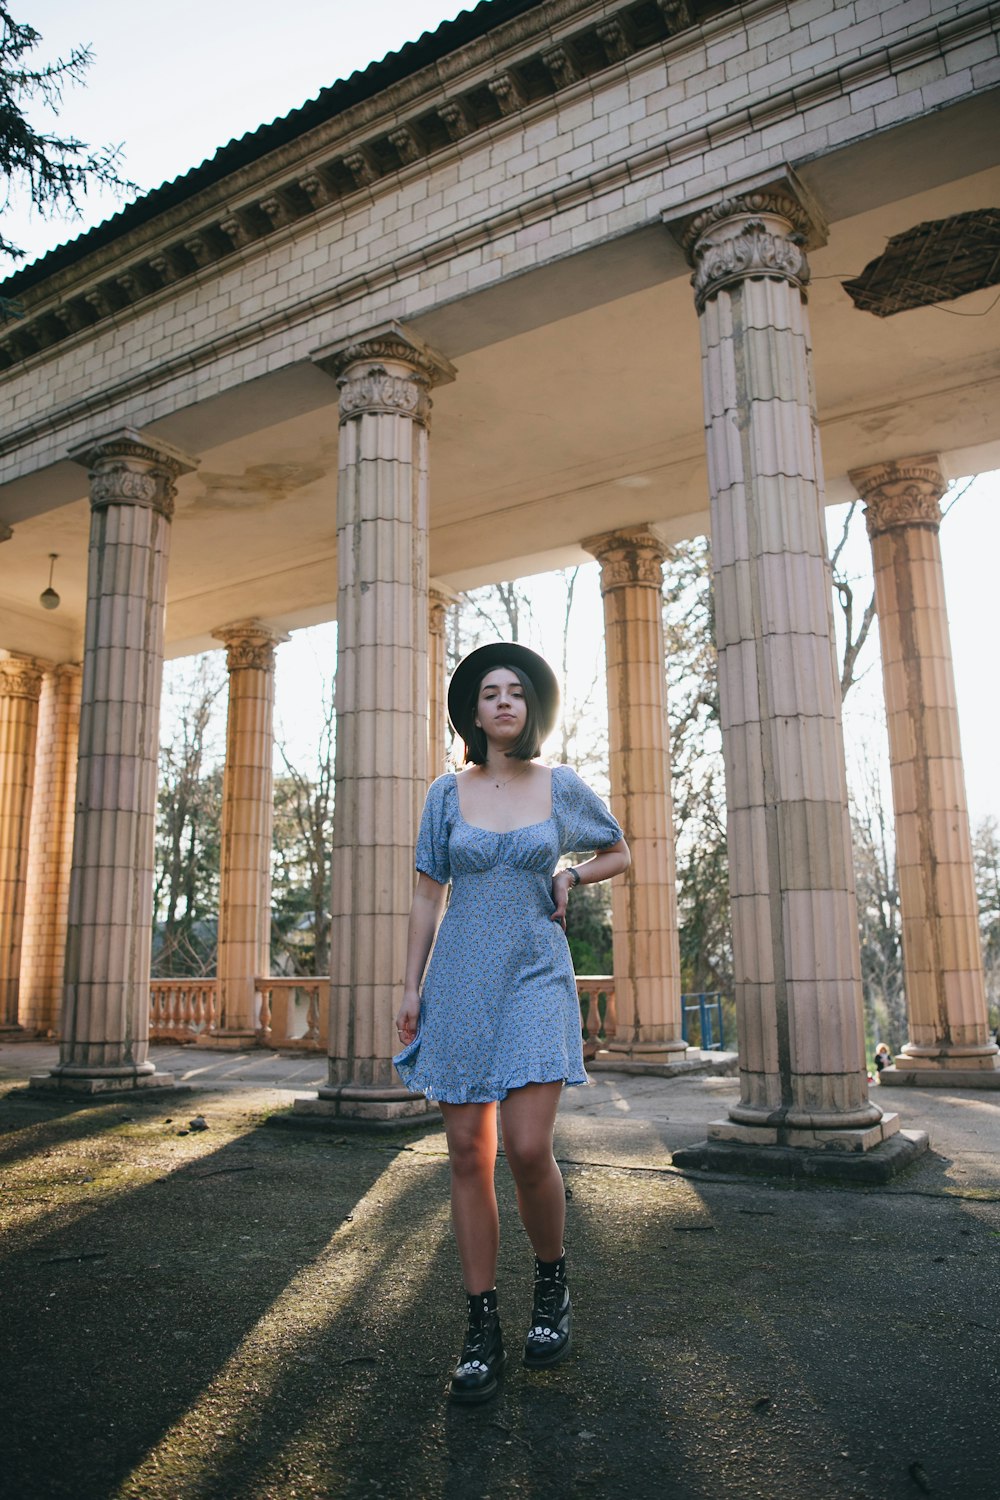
[449,1353,506,1404]
[523,1328,573,1369]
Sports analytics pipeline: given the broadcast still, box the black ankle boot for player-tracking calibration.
[523,1253,572,1368]
[449,1289,505,1404]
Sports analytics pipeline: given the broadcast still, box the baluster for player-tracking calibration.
[317,980,331,1048]
[258,984,273,1042]
[603,984,618,1045]
[305,984,320,1042]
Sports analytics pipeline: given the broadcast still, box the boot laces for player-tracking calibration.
[528,1278,566,1341]
[458,1317,492,1374]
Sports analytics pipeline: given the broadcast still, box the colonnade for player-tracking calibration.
[1,186,994,1147]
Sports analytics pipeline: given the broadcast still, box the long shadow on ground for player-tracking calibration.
[3,1085,1000,1499]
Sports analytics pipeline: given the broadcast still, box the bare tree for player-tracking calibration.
[973,816,1000,1025]
[458,578,532,646]
[830,501,878,700]
[850,754,906,1055]
[662,539,733,995]
[831,477,976,700]
[272,682,335,975]
[154,656,226,975]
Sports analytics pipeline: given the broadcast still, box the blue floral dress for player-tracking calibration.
[393,765,623,1104]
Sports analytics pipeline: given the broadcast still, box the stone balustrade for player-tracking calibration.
[148,975,609,1059]
[258,979,329,1051]
[149,980,218,1043]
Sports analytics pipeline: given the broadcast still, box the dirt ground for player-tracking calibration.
[2,1053,999,1500]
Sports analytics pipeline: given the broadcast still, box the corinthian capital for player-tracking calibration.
[213,619,290,673]
[0,653,44,701]
[683,192,813,313]
[69,427,197,521]
[314,323,456,430]
[428,583,458,638]
[582,526,667,592]
[849,455,946,539]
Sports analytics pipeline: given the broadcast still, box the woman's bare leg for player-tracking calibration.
[498,1082,564,1260]
[439,1101,500,1291]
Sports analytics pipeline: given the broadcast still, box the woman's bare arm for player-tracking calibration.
[395,873,448,1044]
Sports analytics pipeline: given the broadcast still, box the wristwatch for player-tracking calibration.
[567,867,581,887]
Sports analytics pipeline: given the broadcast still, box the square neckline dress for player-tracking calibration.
[393,764,623,1104]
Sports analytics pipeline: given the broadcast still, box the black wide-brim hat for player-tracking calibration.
[447,642,560,744]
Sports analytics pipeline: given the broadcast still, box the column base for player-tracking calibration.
[673,1117,929,1184]
[706,1111,900,1151]
[194,1029,265,1052]
[0,1024,30,1041]
[290,1084,436,1131]
[605,1039,690,1060]
[893,1044,1000,1072]
[28,1068,184,1097]
[589,1048,736,1079]
[879,1064,1000,1091]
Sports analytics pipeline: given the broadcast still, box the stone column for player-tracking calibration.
[850,456,999,1082]
[674,190,914,1172]
[206,619,288,1048]
[296,325,455,1124]
[31,429,196,1095]
[0,654,44,1035]
[428,582,457,777]
[582,527,686,1058]
[19,663,82,1036]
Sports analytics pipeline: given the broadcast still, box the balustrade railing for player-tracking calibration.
[577,976,616,1057]
[258,978,328,1050]
[149,976,327,1049]
[150,974,622,1058]
[149,979,218,1041]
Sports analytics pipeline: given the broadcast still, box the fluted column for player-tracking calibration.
[205,620,288,1048]
[32,429,196,1095]
[679,191,894,1158]
[428,582,457,777]
[20,663,82,1036]
[851,456,998,1080]
[0,654,44,1035]
[582,527,686,1057]
[297,325,455,1123]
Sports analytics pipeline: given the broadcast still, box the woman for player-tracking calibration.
[394,641,630,1405]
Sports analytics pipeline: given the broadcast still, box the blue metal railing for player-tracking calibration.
[681,992,726,1051]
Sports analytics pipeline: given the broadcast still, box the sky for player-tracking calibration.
[6,1,999,828]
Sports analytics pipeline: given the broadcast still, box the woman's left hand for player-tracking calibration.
[550,869,574,930]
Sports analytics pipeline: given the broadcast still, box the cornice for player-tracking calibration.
[0,0,992,405]
[0,0,720,372]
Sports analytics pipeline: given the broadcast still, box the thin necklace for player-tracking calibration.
[482,761,532,791]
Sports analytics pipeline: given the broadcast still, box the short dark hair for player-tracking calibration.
[462,663,543,765]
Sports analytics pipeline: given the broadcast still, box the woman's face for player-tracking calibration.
[475,668,526,744]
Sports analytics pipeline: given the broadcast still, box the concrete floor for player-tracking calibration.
[2,1042,998,1500]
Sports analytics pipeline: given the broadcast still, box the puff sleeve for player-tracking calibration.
[552,766,623,856]
[415,775,454,885]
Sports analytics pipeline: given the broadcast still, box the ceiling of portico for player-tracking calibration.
[2,146,999,662]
